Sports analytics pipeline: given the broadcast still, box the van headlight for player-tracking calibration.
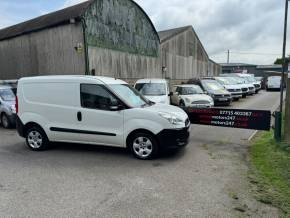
[158,112,183,125]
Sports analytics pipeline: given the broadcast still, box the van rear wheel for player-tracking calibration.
[26,126,49,151]
[129,133,158,160]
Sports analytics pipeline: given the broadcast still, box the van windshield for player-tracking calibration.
[0,88,15,101]
[109,84,151,108]
[135,83,166,96]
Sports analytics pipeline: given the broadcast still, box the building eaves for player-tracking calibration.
[0,0,93,41]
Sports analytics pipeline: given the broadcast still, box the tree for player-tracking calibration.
[274,55,290,64]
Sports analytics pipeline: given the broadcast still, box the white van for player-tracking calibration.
[16,76,190,160]
[134,79,171,104]
[266,76,281,90]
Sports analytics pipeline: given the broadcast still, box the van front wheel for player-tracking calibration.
[26,126,49,151]
[129,133,158,160]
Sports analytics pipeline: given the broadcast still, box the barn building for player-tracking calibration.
[158,26,221,83]
[0,0,160,80]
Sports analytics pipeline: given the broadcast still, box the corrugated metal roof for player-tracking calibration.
[256,65,282,69]
[220,63,257,67]
[158,26,191,43]
[0,0,93,41]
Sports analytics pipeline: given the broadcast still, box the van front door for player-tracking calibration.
[77,84,124,147]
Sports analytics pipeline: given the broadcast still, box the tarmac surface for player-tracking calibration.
[0,91,281,217]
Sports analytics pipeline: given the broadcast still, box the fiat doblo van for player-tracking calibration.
[16,76,190,160]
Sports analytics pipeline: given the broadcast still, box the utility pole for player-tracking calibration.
[285,75,290,141]
[227,50,230,64]
[277,0,289,141]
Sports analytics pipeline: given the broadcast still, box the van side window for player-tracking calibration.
[80,84,117,111]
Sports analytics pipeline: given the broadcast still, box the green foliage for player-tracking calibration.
[250,131,290,216]
[274,55,290,65]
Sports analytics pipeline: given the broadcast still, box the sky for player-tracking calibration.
[0,0,288,65]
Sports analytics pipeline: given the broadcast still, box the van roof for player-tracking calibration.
[135,78,167,84]
[18,75,128,85]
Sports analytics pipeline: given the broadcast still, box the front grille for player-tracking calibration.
[215,94,231,98]
[228,89,241,92]
[192,100,210,104]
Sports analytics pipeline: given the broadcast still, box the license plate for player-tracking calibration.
[219,98,228,101]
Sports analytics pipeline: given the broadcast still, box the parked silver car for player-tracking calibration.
[0,86,16,128]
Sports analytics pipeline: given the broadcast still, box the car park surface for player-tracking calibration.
[0,90,280,217]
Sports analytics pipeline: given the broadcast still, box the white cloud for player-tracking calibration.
[1,0,287,65]
[134,0,286,65]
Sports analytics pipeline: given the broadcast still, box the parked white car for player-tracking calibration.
[221,74,256,95]
[213,77,243,100]
[134,79,170,104]
[171,84,214,108]
[16,76,190,160]
[266,76,281,90]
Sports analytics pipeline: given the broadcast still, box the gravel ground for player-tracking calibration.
[0,91,280,218]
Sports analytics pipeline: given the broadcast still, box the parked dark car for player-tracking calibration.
[187,78,232,106]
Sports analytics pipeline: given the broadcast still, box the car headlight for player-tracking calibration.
[158,112,183,125]
[10,105,16,113]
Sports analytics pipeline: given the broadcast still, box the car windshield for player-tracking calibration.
[244,76,256,82]
[201,80,224,91]
[180,86,204,95]
[233,77,246,84]
[216,77,236,85]
[135,83,166,96]
[109,84,151,108]
[0,88,15,101]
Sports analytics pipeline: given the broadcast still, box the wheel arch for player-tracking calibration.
[126,129,157,148]
[24,122,47,136]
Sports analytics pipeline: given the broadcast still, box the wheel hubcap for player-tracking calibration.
[27,131,43,149]
[133,137,153,158]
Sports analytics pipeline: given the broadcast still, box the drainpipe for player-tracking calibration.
[81,17,90,75]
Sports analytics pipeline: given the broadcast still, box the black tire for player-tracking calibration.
[1,113,11,129]
[129,132,158,160]
[25,126,49,151]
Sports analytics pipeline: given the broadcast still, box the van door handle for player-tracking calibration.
[77,112,82,121]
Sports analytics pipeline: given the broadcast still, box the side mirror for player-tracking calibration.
[168,92,174,96]
[110,99,123,111]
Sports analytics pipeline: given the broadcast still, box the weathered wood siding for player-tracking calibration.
[84,0,161,79]
[0,23,85,80]
[160,28,220,80]
[88,47,160,79]
[208,60,221,76]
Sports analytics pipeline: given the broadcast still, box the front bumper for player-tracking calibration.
[16,115,25,137]
[188,103,213,108]
[248,87,256,94]
[230,92,243,99]
[156,126,190,150]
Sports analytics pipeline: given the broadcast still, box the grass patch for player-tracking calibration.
[250,131,290,216]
